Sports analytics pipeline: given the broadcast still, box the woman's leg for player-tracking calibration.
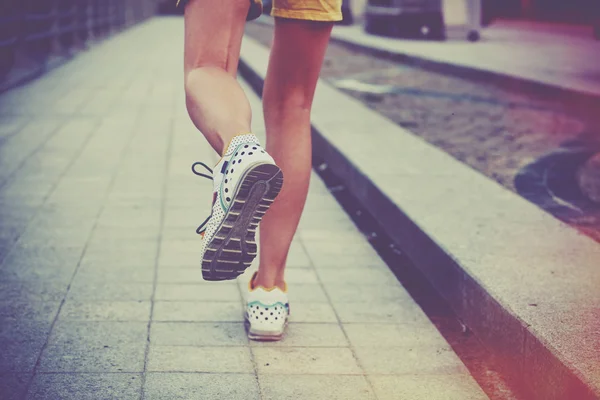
[184,0,252,154]
[254,19,333,289]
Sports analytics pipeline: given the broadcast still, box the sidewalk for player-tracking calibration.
[330,18,600,97]
[0,18,488,399]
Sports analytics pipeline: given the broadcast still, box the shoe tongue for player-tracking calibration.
[224,133,260,155]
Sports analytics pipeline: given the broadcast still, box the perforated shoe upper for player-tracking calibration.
[246,273,289,334]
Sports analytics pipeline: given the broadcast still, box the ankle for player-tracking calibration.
[252,270,286,291]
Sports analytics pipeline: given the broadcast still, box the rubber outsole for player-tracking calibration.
[244,314,288,341]
[202,162,283,281]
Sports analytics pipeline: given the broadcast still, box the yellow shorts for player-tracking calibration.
[268,0,342,22]
[178,0,342,22]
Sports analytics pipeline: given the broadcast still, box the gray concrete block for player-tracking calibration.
[67,282,153,301]
[369,374,488,400]
[302,239,378,258]
[0,301,60,322]
[38,343,146,373]
[150,322,248,346]
[73,265,155,284]
[144,373,259,400]
[158,240,200,267]
[0,373,30,400]
[298,229,367,244]
[155,284,240,301]
[91,227,160,242]
[333,301,427,324]
[259,375,376,400]
[250,323,348,347]
[0,344,44,373]
[0,260,77,282]
[39,321,148,372]
[160,228,194,242]
[284,244,313,268]
[323,283,410,304]
[343,323,448,348]
[252,348,362,375]
[310,253,388,269]
[353,346,464,375]
[147,346,254,373]
[284,284,329,304]
[0,280,68,302]
[59,301,151,321]
[26,373,142,400]
[0,320,51,372]
[316,267,397,285]
[80,246,157,268]
[156,267,205,283]
[3,244,82,268]
[48,321,148,346]
[288,303,339,323]
[280,268,319,284]
[17,228,91,249]
[153,301,244,322]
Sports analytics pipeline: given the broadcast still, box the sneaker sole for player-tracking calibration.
[244,314,288,341]
[202,162,283,281]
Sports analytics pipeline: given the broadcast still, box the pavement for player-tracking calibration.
[0,18,490,399]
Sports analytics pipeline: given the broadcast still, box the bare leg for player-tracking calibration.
[254,19,333,289]
[184,0,251,155]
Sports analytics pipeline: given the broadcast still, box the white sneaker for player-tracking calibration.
[192,133,283,281]
[245,272,289,341]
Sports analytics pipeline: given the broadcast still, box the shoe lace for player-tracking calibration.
[191,161,213,235]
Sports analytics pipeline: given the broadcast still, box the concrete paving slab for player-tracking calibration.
[155,283,241,302]
[370,374,488,400]
[38,344,147,373]
[147,346,254,373]
[144,373,259,400]
[250,323,348,348]
[0,280,68,302]
[333,301,428,324]
[285,303,339,324]
[0,320,50,372]
[252,347,362,375]
[316,267,397,285]
[0,374,30,400]
[58,301,152,322]
[73,265,155,284]
[354,345,464,375]
[156,267,210,283]
[150,322,248,347]
[66,282,154,302]
[26,373,142,400]
[259,375,376,400]
[0,301,60,322]
[153,301,244,322]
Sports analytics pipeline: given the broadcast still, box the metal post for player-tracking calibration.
[466,0,481,41]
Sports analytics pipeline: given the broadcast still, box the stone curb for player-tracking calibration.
[239,36,600,400]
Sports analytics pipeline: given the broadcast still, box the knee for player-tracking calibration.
[264,86,314,114]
